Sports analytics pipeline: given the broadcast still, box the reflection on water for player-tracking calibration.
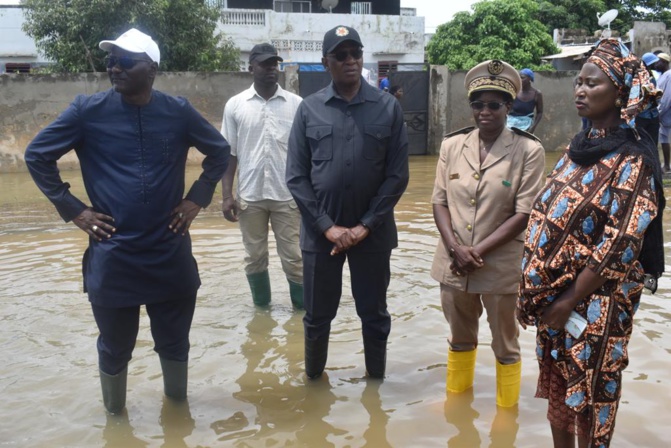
[1,155,670,447]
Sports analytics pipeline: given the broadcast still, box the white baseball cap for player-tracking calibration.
[99,28,160,65]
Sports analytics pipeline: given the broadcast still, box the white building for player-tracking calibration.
[0,0,47,72]
[1,0,425,77]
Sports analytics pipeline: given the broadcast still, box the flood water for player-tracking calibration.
[1,155,670,447]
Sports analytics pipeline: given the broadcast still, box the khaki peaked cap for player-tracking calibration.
[465,60,521,99]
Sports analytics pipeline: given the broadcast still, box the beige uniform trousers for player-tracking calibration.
[238,199,302,284]
[440,283,520,364]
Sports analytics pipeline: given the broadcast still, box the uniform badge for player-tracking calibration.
[336,27,349,37]
[488,60,503,75]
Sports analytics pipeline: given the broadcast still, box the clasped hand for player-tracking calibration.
[448,245,484,276]
[325,224,370,255]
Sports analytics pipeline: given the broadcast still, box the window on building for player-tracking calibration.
[377,61,398,80]
[5,63,31,74]
[273,0,311,13]
[351,2,372,14]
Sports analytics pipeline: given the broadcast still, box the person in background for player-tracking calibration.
[431,59,546,407]
[518,39,664,448]
[24,28,230,414]
[506,68,543,134]
[220,43,304,309]
[638,53,661,146]
[655,52,670,75]
[379,76,390,92]
[390,85,404,101]
[287,25,409,380]
[657,52,671,171]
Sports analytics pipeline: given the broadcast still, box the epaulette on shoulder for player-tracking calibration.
[444,126,475,139]
[511,127,541,142]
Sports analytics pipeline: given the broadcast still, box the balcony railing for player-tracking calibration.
[351,2,372,15]
[220,9,266,26]
[274,1,311,13]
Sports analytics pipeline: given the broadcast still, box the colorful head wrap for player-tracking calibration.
[586,38,661,128]
[519,68,534,82]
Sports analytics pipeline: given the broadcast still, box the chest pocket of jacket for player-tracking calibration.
[306,125,333,161]
[363,125,391,160]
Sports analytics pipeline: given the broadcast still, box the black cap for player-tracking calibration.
[322,25,363,56]
[249,43,283,63]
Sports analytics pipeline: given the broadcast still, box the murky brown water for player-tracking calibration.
[1,155,670,447]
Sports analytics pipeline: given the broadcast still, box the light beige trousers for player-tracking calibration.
[440,283,520,364]
[238,198,302,284]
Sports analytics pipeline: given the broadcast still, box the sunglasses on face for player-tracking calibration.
[469,101,507,111]
[104,55,150,70]
[328,48,363,62]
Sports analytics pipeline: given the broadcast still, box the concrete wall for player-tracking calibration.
[0,71,260,171]
[433,69,581,154]
[631,21,671,55]
[0,67,582,172]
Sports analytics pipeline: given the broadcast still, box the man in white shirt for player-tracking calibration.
[221,43,304,308]
[657,53,671,172]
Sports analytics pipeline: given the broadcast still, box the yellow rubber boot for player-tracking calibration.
[446,349,476,393]
[496,360,521,407]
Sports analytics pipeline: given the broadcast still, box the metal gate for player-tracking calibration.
[389,65,430,155]
[297,71,331,98]
[296,64,430,155]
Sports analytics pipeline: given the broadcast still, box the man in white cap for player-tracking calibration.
[24,28,230,414]
[220,43,304,309]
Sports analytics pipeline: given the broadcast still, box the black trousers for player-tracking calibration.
[302,250,391,340]
[91,296,197,375]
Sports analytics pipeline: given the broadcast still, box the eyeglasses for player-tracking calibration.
[104,55,150,70]
[469,101,508,111]
[328,48,363,62]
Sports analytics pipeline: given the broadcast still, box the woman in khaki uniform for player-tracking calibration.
[431,60,546,407]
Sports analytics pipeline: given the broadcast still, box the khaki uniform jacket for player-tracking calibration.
[431,127,546,294]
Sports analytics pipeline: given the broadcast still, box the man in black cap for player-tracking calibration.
[286,26,409,379]
[221,43,304,308]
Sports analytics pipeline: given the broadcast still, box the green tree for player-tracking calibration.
[536,0,607,34]
[426,0,559,70]
[535,0,671,34]
[21,0,240,72]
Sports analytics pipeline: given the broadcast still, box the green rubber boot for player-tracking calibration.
[100,367,127,414]
[288,280,304,310]
[160,357,188,401]
[247,271,271,306]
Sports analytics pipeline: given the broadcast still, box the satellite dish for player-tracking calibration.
[597,9,618,28]
[322,0,338,13]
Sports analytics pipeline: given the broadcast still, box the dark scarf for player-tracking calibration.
[568,126,666,279]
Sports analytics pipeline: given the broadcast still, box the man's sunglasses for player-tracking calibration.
[328,48,363,62]
[469,101,508,111]
[104,55,151,70]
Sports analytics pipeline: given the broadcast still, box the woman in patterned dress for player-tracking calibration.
[518,39,665,448]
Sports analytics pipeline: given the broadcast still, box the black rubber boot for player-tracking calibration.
[288,280,304,310]
[160,357,188,400]
[363,337,387,379]
[305,334,329,379]
[100,366,127,414]
[246,271,271,306]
